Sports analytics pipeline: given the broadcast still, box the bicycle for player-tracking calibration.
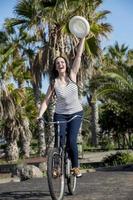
[42,115,82,200]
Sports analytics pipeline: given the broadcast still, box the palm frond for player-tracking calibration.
[4,18,27,27]
[14,0,35,20]
[94,10,111,22]
[86,36,101,58]
[95,83,123,99]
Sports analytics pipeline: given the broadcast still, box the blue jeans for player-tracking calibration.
[54,111,83,168]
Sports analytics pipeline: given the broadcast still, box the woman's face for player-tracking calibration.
[55,57,67,74]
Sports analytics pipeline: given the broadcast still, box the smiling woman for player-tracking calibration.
[38,37,86,177]
[51,56,70,81]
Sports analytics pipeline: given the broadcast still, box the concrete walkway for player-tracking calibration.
[0,150,133,200]
[0,171,133,200]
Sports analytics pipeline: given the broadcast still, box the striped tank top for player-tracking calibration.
[54,78,83,114]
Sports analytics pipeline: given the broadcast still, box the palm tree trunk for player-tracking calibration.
[90,101,99,147]
[38,119,46,156]
[46,99,55,151]
[33,82,46,156]
[6,140,19,161]
[20,117,32,158]
[17,81,32,158]
[86,94,99,147]
[21,137,31,158]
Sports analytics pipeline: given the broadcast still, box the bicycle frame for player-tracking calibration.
[43,114,83,149]
[56,121,61,149]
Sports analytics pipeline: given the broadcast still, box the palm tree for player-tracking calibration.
[0,80,28,161]
[97,67,133,148]
[4,0,55,154]
[105,42,128,66]
[76,0,112,147]
[87,42,133,148]
[7,0,112,85]
[0,26,33,159]
[97,43,132,101]
[4,0,112,152]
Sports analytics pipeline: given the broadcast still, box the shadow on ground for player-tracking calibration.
[0,190,49,200]
[96,163,133,172]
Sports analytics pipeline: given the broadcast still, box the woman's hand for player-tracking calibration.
[36,116,44,124]
[37,116,43,120]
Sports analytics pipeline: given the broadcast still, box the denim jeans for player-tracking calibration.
[54,110,83,168]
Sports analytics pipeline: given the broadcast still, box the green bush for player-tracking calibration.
[102,151,133,166]
[99,136,116,150]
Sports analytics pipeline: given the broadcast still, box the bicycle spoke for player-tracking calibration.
[47,148,65,200]
[66,158,77,195]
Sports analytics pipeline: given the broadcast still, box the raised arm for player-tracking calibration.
[70,37,85,82]
[37,84,55,119]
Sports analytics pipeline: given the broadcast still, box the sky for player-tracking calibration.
[0,0,133,49]
[0,0,133,92]
[101,0,133,48]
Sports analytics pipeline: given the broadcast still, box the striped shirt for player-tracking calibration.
[54,78,83,114]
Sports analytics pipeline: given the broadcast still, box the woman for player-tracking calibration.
[38,37,85,177]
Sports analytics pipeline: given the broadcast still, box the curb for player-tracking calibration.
[0,177,20,184]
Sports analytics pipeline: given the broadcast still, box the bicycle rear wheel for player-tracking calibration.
[66,158,77,195]
[47,148,65,200]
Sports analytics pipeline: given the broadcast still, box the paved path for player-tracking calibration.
[0,171,133,200]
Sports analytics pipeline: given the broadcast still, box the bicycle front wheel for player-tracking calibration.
[47,148,65,200]
[66,158,77,195]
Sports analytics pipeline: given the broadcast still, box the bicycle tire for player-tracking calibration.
[47,148,65,200]
[66,158,77,195]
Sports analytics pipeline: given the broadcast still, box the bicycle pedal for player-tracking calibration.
[52,169,61,178]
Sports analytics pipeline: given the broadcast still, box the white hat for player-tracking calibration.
[69,16,90,38]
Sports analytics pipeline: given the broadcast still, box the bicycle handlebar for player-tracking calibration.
[38,115,89,124]
[38,115,82,124]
